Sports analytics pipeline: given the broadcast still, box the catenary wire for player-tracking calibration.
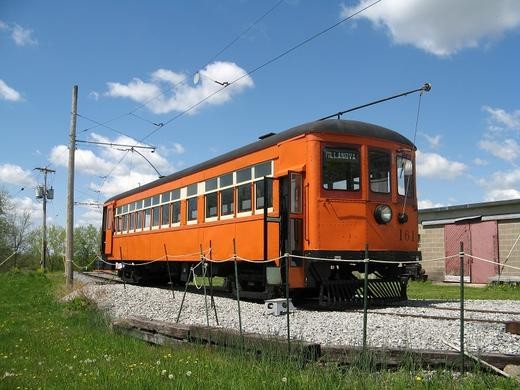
[78,0,286,135]
[140,0,383,142]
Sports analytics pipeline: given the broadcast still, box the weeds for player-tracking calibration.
[0,272,518,389]
[408,280,520,300]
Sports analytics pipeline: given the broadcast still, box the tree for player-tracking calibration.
[73,225,101,270]
[0,189,34,271]
[47,225,66,271]
[5,208,32,268]
[0,189,9,260]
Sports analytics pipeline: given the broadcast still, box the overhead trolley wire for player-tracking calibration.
[78,0,286,136]
[76,1,288,189]
[140,0,384,142]
[206,0,285,65]
[81,0,383,188]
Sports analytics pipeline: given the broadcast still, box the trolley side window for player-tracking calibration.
[369,149,391,193]
[171,201,181,224]
[220,187,234,216]
[237,184,252,212]
[144,209,151,228]
[205,192,218,218]
[187,197,198,222]
[129,212,135,230]
[255,179,273,209]
[322,147,360,191]
[161,204,170,227]
[187,183,198,223]
[397,155,415,197]
[152,207,160,227]
[136,210,143,229]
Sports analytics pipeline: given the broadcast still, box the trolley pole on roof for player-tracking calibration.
[317,82,431,121]
[65,85,78,288]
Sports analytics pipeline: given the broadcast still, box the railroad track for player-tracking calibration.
[78,272,520,325]
[77,271,124,284]
[352,309,517,325]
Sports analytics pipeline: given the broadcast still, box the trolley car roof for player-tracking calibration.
[105,119,415,203]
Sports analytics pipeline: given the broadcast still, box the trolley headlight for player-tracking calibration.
[374,204,392,224]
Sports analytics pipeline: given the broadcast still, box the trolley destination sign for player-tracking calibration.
[324,149,358,161]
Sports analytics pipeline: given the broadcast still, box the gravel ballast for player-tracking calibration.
[72,275,520,355]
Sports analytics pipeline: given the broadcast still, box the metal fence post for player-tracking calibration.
[201,245,211,344]
[164,244,175,299]
[233,239,244,346]
[176,266,192,323]
[285,253,291,354]
[363,245,369,353]
[208,241,219,325]
[459,241,465,374]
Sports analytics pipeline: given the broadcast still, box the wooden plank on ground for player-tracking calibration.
[111,318,519,370]
[320,345,520,370]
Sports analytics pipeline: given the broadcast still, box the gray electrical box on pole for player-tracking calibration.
[34,167,55,271]
[65,85,78,288]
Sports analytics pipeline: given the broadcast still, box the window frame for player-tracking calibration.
[171,200,181,227]
[368,148,391,195]
[205,191,219,221]
[321,145,362,192]
[397,154,415,198]
[237,182,253,216]
[161,203,170,228]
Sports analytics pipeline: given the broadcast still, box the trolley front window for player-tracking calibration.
[322,147,360,191]
[369,149,390,193]
[397,155,415,197]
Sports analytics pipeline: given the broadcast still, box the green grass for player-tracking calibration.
[1,271,519,389]
[408,280,520,300]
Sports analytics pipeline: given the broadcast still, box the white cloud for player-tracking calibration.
[485,188,520,201]
[0,79,23,102]
[0,20,37,46]
[88,91,100,101]
[473,158,488,166]
[75,199,103,227]
[158,142,185,156]
[418,199,444,209]
[49,133,176,198]
[479,138,519,162]
[483,106,520,132]
[479,106,520,163]
[49,145,115,176]
[171,143,185,155]
[342,0,520,56]
[0,164,37,187]
[11,23,37,46]
[105,61,254,114]
[478,168,520,201]
[16,196,42,221]
[421,132,441,149]
[416,150,467,179]
[89,170,159,198]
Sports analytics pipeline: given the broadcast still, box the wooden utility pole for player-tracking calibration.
[65,85,78,288]
[34,167,55,271]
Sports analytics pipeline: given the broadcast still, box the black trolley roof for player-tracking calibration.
[105,119,415,204]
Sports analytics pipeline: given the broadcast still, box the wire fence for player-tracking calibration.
[83,244,520,373]
[3,241,519,373]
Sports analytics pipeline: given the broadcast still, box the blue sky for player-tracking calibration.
[1,0,519,227]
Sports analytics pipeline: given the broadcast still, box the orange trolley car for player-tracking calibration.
[101,119,420,302]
